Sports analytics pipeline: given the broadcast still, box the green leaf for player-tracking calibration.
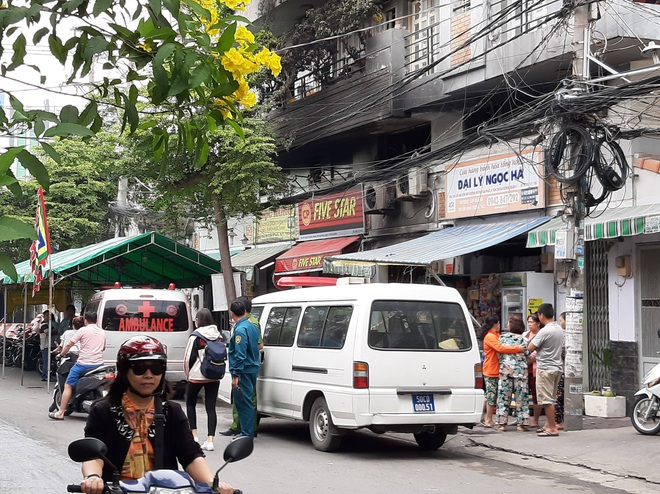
[215,23,237,55]
[0,216,37,242]
[226,119,245,140]
[129,83,138,103]
[0,146,25,175]
[0,251,19,282]
[189,63,210,89]
[163,0,180,18]
[109,23,138,41]
[83,36,108,58]
[193,138,210,169]
[9,94,25,114]
[48,34,67,64]
[78,100,98,127]
[148,0,161,17]
[7,34,26,71]
[33,27,50,44]
[185,0,211,21]
[17,150,49,190]
[60,104,80,123]
[34,119,45,138]
[43,122,95,138]
[122,94,139,134]
[40,142,61,164]
[93,0,113,16]
[62,0,86,15]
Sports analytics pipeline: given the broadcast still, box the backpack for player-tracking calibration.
[192,331,227,380]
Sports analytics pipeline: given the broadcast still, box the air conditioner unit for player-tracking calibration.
[396,168,429,200]
[364,182,396,213]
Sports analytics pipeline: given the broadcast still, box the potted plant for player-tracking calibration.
[584,346,626,417]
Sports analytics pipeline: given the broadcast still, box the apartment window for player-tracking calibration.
[408,0,441,72]
[452,0,470,14]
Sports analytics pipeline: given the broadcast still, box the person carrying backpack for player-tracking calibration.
[183,308,226,451]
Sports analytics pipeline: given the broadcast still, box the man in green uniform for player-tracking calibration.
[220,296,263,437]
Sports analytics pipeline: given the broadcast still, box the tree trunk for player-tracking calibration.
[212,195,236,306]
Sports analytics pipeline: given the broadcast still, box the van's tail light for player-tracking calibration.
[474,363,483,390]
[353,361,369,389]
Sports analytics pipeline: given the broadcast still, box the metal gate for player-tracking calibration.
[639,245,660,376]
[586,240,610,392]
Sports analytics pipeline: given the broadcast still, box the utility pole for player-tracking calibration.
[558,0,597,432]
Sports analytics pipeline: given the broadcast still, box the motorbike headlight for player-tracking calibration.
[648,378,660,388]
[150,488,197,494]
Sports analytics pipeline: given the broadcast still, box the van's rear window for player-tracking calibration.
[368,300,472,351]
[101,300,189,332]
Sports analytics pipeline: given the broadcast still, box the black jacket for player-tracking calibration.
[84,398,203,481]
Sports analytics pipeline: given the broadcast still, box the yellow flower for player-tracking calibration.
[236,25,255,45]
[221,47,259,78]
[221,0,250,11]
[268,52,282,77]
[239,91,257,109]
[139,41,154,53]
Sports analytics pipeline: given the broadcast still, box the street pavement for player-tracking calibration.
[3,363,660,493]
[445,416,660,492]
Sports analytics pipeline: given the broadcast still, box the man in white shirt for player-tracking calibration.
[528,303,564,437]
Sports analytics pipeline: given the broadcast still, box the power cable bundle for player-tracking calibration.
[546,123,629,208]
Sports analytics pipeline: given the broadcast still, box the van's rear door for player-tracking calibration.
[364,300,481,416]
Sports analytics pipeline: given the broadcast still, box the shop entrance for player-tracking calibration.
[639,245,660,376]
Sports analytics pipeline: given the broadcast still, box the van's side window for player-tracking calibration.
[298,306,352,349]
[369,300,471,351]
[264,307,301,347]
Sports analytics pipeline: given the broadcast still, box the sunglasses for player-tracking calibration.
[130,361,166,376]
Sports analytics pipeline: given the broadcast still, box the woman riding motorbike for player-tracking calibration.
[79,335,235,494]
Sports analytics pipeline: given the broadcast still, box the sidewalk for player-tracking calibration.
[451,416,660,492]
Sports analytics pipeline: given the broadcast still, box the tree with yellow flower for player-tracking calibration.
[0,0,280,280]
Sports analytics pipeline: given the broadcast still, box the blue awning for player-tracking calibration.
[326,217,551,267]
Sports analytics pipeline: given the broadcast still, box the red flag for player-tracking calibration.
[29,187,51,296]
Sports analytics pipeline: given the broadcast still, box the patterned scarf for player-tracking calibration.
[120,393,155,480]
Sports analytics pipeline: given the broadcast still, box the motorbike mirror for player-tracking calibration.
[212,437,253,491]
[68,438,108,462]
[223,436,253,463]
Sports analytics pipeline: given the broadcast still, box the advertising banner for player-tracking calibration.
[297,186,365,240]
[254,206,296,244]
[445,149,545,219]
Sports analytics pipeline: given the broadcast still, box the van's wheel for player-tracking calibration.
[309,397,342,452]
[414,430,447,450]
[632,396,660,435]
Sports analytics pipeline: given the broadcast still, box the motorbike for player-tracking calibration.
[48,356,116,416]
[66,435,252,494]
[5,325,41,370]
[631,360,660,435]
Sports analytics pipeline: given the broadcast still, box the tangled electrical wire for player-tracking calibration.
[546,123,629,208]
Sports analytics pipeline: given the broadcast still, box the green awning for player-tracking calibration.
[527,204,660,247]
[1,232,222,288]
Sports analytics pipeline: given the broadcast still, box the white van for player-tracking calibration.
[224,283,484,452]
[83,287,194,386]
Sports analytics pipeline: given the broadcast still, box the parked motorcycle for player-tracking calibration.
[631,360,660,435]
[66,435,252,494]
[48,357,116,416]
[4,325,41,370]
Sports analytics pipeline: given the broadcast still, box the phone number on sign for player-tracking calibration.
[486,192,520,207]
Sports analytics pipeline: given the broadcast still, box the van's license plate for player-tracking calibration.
[412,394,435,412]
